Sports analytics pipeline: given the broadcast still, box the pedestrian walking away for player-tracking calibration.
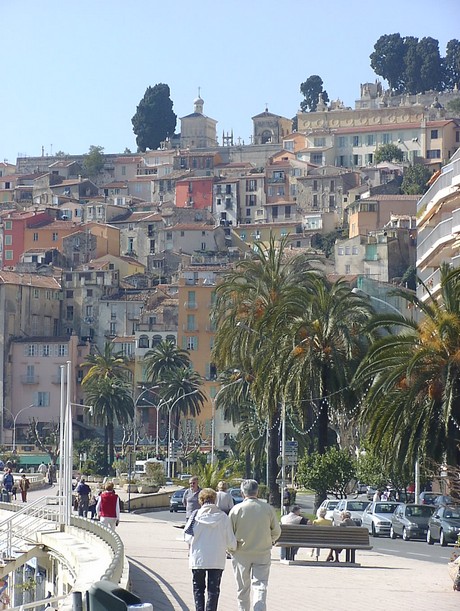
[2,469,14,501]
[75,477,91,517]
[229,479,281,611]
[183,476,201,519]
[215,480,234,515]
[19,473,30,502]
[184,487,236,611]
[96,481,120,530]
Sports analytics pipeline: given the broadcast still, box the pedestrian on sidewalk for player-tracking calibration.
[2,469,14,501]
[75,477,91,517]
[19,473,30,502]
[184,476,201,519]
[215,480,234,515]
[229,479,281,611]
[184,487,236,611]
[96,481,120,530]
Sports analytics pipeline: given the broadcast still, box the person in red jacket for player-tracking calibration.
[96,482,120,530]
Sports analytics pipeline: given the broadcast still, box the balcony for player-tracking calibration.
[184,302,198,310]
[20,375,39,385]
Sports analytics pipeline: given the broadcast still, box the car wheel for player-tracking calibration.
[427,529,434,545]
[390,526,397,539]
[440,530,448,547]
[402,527,410,541]
[371,523,378,537]
[169,508,173,513]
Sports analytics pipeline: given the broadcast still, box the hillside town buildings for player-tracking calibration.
[1,82,460,460]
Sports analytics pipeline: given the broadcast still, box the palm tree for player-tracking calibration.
[212,234,320,505]
[355,263,460,469]
[161,367,206,438]
[281,276,372,454]
[143,340,191,383]
[82,342,134,472]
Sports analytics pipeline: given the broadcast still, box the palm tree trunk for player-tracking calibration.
[108,422,114,473]
[104,426,109,474]
[268,405,281,507]
[244,448,252,479]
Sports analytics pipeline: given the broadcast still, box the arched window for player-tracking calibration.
[138,335,149,348]
[152,335,162,347]
[166,335,176,345]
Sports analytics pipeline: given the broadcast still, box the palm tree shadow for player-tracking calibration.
[128,557,190,610]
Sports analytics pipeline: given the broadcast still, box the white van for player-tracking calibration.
[134,458,164,475]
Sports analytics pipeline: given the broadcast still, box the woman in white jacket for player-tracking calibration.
[184,487,237,611]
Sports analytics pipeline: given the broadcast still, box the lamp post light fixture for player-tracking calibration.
[11,404,35,453]
[167,389,199,479]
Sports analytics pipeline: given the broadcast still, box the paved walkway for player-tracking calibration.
[117,510,460,611]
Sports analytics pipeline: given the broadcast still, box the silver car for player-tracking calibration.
[332,499,370,526]
[390,503,434,540]
[362,501,401,537]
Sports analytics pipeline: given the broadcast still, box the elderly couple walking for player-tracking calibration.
[183,479,281,611]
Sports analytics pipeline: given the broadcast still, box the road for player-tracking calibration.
[145,491,456,567]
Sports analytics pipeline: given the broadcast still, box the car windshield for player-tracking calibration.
[347,502,369,511]
[444,508,460,519]
[328,501,339,508]
[407,506,433,517]
[375,503,397,513]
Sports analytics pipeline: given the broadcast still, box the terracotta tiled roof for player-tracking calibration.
[0,271,61,289]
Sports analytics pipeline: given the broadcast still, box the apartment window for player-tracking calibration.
[430,129,439,139]
[273,171,285,181]
[337,136,346,148]
[34,392,50,407]
[338,247,344,255]
[58,344,68,357]
[352,246,359,255]
[284,141,294,152]
[311,153,323,164]
[26,365,35,383]
[42,344,51,357]
[366,135,375,146]
[345,246,351,255]
[52,232,58,241]
[313,194,318,208]
[66,306,74,320]
[4,250,13,260]
[187,291,196,308]
[86,305,93,317]
[329,195,335,209]
[66,290,73,298]
[110,322,116,335]
[187,314,196,331]
[352,136,360,147]
[121,165,126,176]
[246,194,256,206]
[166,231,172,240]
[365,153,374,164]
[272,206,278,219]
[285,205,291,219]
[353,154,361,166]
[186,336,198,351]
[314,137,326,147]
[33,288,39,298]
[128,237,134,252]
[33,232,39,241]
[345,264,351,274]
[201,242,206,250]
[312,180,318,191]
[5,221,12,230]
[330,180,335,192]
[382,133,391,144]
[87,289,93,297]
[426,149,441,159]
[4,235,12,246]
[277,186,285,196]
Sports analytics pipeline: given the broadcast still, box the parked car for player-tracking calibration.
[390,503,435,540]
[228,487,244,504]
[355,482,368,494]
[169,488,186,512]
[366,486,378,501]
[419,491,438,505]
[318,499,340,521]
[362,501,401,537]
[332,499,370,526]
[427,505,460,546]
[434,494,453,506]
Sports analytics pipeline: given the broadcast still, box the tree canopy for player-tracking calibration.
[83,145,105,177]
[370,34,459,94]
[374,143,404,164]
[401,164,431,195]
[300,75,329,112]
[132,83,177,152]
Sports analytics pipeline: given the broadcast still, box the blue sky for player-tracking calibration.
[2,0,459,163]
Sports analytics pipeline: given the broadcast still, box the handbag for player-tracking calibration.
[184,509,199,536]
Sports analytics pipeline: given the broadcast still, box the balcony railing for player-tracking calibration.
[20,375,39,385]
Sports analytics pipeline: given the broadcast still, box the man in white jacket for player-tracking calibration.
[184,488,236,611]
[229,479,281,611]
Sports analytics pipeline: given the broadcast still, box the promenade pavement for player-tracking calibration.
[118,509,460,611]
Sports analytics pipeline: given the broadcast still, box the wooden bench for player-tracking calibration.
[275,524,372,565]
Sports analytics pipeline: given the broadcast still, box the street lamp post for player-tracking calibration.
[167,389,198,479]
[135,386,170,455]
[11,404,35,453]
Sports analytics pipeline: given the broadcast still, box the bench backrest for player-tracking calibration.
[277,524,370,548]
